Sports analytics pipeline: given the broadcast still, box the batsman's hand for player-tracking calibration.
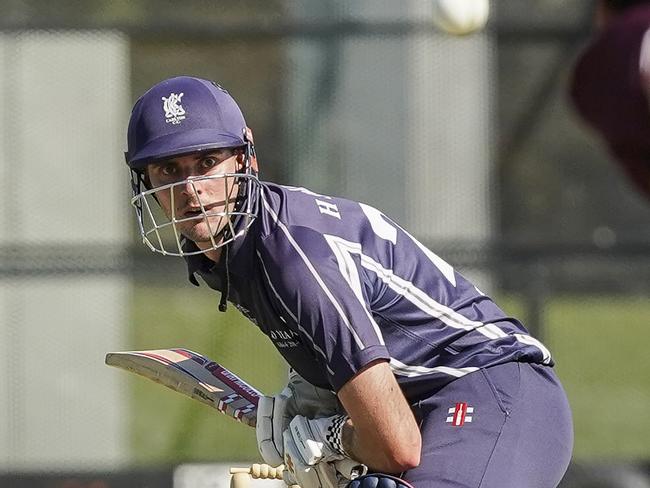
[256,369,340,467]
[282,415,366,488]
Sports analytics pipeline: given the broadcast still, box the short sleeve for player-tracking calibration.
[258,225,390,391]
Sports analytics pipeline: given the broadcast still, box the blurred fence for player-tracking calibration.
[0,1,649,486]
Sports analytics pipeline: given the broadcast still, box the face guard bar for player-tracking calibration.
[130,171,259,257]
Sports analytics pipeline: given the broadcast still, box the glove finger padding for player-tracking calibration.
[282,459,367,488]
[282,457,340,488]
[334,458,368,480]
[256,388,292,467]
[283,415,363,488]
[346,474,415,488]
[257,371,341,469]
[283,430,339,488]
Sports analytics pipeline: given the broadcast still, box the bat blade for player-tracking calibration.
[105,348,261,427]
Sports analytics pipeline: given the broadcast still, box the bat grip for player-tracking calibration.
[229,464,300,487]
[230,463,284,479]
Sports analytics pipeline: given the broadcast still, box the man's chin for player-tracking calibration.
[180,223,225,245]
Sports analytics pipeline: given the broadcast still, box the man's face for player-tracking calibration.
[146,148,242,245]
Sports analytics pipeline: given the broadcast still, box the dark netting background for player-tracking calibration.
[0,1,648,487]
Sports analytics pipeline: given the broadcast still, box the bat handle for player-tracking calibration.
[230,464,299,487]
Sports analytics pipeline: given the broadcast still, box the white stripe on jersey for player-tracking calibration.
[389,358,479,378]
[282,185,331,199]
[324,235,504,339]
[256,251,336,376]
[514,334,552,364]
[398,225,456,286]
[260,191,369,350]
[322,235,553,363]
[324,235,385,346]
[639,27,650,75]
[359,203,397,244]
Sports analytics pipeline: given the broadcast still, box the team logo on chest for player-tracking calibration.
[446,402,474,426]
[161,92,186,124]
[269,328,301,349]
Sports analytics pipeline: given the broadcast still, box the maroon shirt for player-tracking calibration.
[570,4,650,197]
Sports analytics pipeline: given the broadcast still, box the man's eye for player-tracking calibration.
[161,165,176,176]
[201,157,218,170]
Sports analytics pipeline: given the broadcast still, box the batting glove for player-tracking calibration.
[256,370,340,467]
[283,414,357,488]
[257,387,293,467]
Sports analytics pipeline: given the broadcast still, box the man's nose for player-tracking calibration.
[179,176,203,198]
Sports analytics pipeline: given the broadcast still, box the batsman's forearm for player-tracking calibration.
[341,416,421,474]
[337,360,421,473]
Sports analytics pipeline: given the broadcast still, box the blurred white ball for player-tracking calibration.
[431,0,490,36]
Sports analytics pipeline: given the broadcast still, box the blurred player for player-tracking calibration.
[570,0,650,199]
[125,76,573,488]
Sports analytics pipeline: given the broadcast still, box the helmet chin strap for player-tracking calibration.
[215,144,255,313]
[218,240,230,312]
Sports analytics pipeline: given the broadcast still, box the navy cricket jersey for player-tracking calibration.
[184,182,552,402]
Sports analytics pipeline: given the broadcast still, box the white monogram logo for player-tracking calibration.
[161,92,186,125]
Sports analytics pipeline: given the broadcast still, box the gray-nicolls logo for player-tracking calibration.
[162,92,186,125]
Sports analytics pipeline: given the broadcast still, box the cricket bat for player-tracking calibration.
[105,348,261,427]
[106,347,368,483]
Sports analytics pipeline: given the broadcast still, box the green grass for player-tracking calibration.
[544,297,650,460]
[131,286,650,463]
[130,284,286,464]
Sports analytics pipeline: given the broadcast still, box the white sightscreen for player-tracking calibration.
[284,0,493,288]
[0,31,130,470]
[284,0,493,241]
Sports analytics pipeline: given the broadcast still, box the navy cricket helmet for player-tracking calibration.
[125,76,259,258]
[125,76,248,168]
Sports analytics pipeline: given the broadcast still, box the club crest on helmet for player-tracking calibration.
[162,92,186,125]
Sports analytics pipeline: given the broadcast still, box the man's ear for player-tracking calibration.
[236,149,259,172]
[235,148,246,168]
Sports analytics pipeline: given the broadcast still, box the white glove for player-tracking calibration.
[285,368,342,417]
[283,453,368,488]
[256,369,340,467]
[283,414,360,488]
[257,386,293,467]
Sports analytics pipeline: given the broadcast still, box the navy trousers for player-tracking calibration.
[403,362,573,487]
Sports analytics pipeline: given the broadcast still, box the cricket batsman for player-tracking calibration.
[125,76,573,487]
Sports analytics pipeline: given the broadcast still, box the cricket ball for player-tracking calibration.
[431,0,490,36]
